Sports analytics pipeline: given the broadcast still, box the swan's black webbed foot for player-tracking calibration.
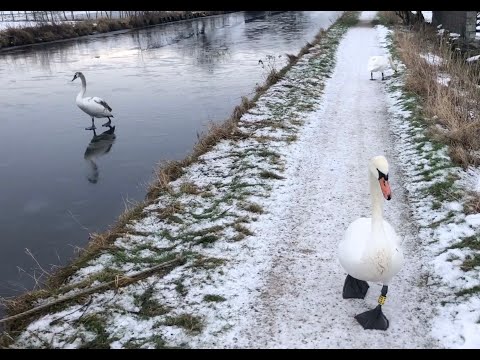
[355,305,389,330]
[342,274,369,299]
[85,125,96,131]
[355,285,389,330]
[102,118,112,127]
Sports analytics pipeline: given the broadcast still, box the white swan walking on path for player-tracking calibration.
[338,155,404,331]
[368,56,397,81]
[72,71,114,130]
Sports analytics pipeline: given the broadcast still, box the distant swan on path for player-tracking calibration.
[368,56,397,80]
[72,71,114,130]
[338,155,404,330]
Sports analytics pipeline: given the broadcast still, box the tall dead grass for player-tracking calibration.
[395,27,480,168]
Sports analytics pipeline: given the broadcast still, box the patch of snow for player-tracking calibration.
[0,20,76,30]
[437,73,451,86]
[465,214,480,227]
[467,54,480,62]
[420,53,444,66]
[432,296,480,349]
[423,11,432,23]
[358,11,377,22]
[464,167,480,193]
[446,201,463,212]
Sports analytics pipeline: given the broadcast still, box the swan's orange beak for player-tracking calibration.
[379,178,391,200]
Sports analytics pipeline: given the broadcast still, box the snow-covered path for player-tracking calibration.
[223,13,441,348]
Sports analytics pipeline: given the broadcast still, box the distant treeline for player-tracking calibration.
[0,11,232,50]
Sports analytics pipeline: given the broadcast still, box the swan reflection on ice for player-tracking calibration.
[84,126,116,184]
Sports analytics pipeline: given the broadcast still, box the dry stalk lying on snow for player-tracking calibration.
[0,255,185,325]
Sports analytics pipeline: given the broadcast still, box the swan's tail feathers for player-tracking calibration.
[94,98,113,112]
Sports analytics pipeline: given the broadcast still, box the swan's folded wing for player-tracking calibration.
[92,97,113,112]
[367,56,378,71]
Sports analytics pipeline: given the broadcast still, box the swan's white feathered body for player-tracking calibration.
[368,56,390,73]
[339,217,403,283]
[338,156,404,285]
[76,95,113,119]
[368,56,397,80]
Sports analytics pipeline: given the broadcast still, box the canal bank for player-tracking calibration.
[0,12,357,348]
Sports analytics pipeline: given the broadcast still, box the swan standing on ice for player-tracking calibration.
[338,156,404,330]
[368,56,397,81]
[72,72,114,130]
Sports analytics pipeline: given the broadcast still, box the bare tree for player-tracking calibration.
[395,11,425,25]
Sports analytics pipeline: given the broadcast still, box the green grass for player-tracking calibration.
[203,294,226,302]
[191,256,226,270]
[164,314,203,334]
[195,234,219,246]
[456,285,480,297]
[259,171,285,180]
[79,314,110,349]
[123,335,167,349]
[234,223,254,236]
[174,280,188,296]
[240,202,264,214]
[461,254,480,271]
[424,175,460,202]
[134,287,171,319]
[449,235,480,251]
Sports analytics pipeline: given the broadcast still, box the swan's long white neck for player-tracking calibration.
[388,57,397,71]
[367,169,390,258]
[77,73,87,100]
[86,158,99,183]
[369,170,384,230]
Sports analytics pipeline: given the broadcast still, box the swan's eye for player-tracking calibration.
[377,169,388,181]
